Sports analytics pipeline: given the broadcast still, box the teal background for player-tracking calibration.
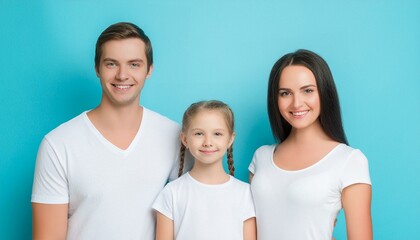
[1,0,419,239]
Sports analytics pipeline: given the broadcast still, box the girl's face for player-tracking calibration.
[181,110,234,167]
[277,65,321,130]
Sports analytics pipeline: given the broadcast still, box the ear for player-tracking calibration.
[228,132,236,148]
[180,132,188,148]
[146,64,154,79]
[95,66,100,78]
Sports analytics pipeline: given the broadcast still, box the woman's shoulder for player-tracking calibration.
[249,144,276,172]
[254,144,276,155]
[335,144,367,160]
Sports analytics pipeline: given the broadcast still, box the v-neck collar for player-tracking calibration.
[82,109,146,157]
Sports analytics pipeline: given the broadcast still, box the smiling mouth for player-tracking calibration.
[200,150,218,154]
[112,84,133,89]
[291,110,309,116]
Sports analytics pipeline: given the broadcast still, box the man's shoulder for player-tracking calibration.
[45,111,87,140]
[144,107,179,128]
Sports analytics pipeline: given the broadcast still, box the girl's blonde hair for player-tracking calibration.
[178,100,235,177]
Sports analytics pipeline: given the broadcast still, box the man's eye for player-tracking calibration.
[194,132,203,136]
[105,62,116,68]
[130,63,140,68]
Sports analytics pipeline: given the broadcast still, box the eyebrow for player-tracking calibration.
[191,128,227,132]
[102,58,145,63]
[279,84,317,91]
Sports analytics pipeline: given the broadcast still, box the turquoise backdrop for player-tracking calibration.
[1,0,419,239]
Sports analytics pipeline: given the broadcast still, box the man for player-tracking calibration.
[32,22,189,239]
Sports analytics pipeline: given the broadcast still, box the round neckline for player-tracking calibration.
[186,172,233,187]
[270,143,344,173]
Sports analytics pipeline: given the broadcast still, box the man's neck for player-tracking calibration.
[89,101,142,125]
[86,103,144,150]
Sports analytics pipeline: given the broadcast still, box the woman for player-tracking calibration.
[249,49,372,239]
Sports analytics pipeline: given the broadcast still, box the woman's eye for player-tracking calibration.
[304,89,314,94]
[215,132,223,136]
[279,91,290,97]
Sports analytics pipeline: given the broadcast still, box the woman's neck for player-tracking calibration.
[286,121,333,146]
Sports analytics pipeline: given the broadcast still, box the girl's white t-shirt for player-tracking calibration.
[153,172,255,240]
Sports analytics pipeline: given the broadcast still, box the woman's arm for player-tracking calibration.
[342,183,372,240]
[155,212,174,240]
[32,203,68,240]
[243,217,257,240]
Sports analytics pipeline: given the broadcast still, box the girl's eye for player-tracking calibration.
[215,132,223,136]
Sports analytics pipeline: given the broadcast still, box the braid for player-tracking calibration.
[227,145,235,176]
[178,144,186,177]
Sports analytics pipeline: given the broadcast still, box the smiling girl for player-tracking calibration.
[153,100,256,240]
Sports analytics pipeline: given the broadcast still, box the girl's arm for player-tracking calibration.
[155,212,174,240]
[342,183,372,240]
[243,217,257,240]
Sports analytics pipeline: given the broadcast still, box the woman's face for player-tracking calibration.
[277,65,321,130]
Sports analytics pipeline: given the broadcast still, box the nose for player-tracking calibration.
[116,66,129,81]
[292,93,303,108]
[202,136,213,147]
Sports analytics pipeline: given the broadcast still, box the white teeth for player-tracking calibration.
[292,111,308,116]
[114,85,131,89]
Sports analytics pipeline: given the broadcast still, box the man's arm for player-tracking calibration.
[32,203,68,240]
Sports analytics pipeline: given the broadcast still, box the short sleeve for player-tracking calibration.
[242,186,256,221]
[31,138,69,203]
[248,145,274,175]
[248,150,258,174]
[340,149,372,190]
[152,185,174,220]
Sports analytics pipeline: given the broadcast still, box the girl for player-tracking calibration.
[153,100,256,240]
[249,49,372,239]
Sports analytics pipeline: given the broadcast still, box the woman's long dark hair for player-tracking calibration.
[267,49,348,144]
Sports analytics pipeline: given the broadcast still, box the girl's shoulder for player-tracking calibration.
[230,176,251,188]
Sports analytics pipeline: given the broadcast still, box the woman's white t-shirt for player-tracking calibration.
[249,144,371,240]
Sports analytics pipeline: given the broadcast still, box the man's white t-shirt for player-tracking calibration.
[32,108,183,240]
[152,172,255,240]
[249,143,371,240]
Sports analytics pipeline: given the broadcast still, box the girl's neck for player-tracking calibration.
[189,161,230,185]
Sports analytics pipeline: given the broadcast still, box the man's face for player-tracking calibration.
[96,38,153,107]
